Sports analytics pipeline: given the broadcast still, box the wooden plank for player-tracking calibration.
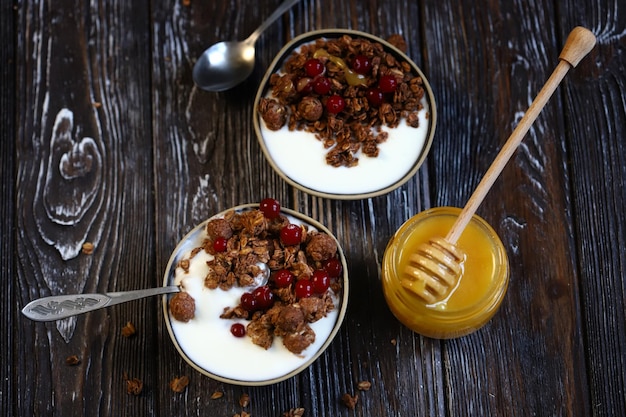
[14,0,156,415]
[1,0,17,416]
[423,0,591,415]
[559,2,626,416]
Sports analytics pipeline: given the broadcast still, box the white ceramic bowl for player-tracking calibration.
[254,29,436,199]
[162,203,349,386]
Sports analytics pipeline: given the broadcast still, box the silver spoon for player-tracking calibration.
[192,0,300,92]
[22,263,270,322]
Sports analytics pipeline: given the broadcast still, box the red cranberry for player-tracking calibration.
[260,198,281,219]
[280,224,303,246]
[366,87,384,107]
[212,237,228,252]
[274,269,294,288]
[326,95,346,114]
[312,77,331,95]
[252,286,274,309]
[304,58,325,77]
[322,257,343,278]
[351,55,371,74]
[295,280,314,299]
[230,323,246,337]
[240,292,257,312]
[379,74,398,93]
[311,270,331,293]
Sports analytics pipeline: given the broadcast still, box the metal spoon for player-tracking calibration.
[22,263,270,322]
[192,0,300,92]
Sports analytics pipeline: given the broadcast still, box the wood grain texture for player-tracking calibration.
[5,0,626,416]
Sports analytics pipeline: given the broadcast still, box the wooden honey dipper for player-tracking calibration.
[402,27,596,304]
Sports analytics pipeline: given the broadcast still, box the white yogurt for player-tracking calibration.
[167,216,340,382]
[260,97,430,195]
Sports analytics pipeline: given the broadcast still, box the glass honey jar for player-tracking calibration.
[382,207,509,339]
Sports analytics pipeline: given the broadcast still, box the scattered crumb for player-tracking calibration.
[65,355,80,366]
[239,393,250,407]
[211,391,224,400]
[283,408,305,417]
[233,413,250,417]
[341,393,358,409]
[390,338,397,346]
[357,380,372,391]
[169,376,190,393]
[124,373,143,396]
[92,102,102,108]
[81,242,94,255]
[121,321,136,338]
[182,0,190,6]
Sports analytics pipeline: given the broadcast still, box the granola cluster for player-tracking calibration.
[170,206,343,355]
[258,34,426,167]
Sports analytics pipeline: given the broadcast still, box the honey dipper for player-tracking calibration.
[402,27,596,304]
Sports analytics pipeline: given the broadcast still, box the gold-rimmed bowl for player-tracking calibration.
[162,203,349,386]
[254,29,436,200]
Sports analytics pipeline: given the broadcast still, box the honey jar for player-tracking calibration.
[381,207,509,338]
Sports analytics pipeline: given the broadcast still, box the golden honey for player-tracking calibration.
[382,207,509,338]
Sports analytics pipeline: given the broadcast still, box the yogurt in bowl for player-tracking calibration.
[162,201,348,385]
[254,29,436,199]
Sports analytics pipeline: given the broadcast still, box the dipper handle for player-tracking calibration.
[445,27,596,244]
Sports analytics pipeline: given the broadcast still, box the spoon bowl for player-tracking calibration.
[192,41,256,92]
[192,0,300,92]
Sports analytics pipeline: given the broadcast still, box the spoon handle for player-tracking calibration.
[445,27,596,244]
[21,286,180,322]
[246,0,301,44]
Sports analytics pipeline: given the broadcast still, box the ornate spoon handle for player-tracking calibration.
[21,286,180,322]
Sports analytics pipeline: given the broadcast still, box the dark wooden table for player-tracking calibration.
[3,0,625,415]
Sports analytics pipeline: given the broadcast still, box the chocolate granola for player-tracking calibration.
[170,205,343,355]
[258,34,426,168]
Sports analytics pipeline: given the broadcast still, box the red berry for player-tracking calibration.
[379,74,398,93]
[213,237,228,252]
[240,292,257,312]
[326,95,346,114]
[280,224,303,246]
[312,77,331,95]
[311,270,330,293]
[304,58,325,77]
[230,323,246,337]
[260,198,281,219]
[351,55,371,74]
[366,87,384,106]
[294,279,314,299]
[322,257,343,278]
[252,286,274,309]
[274,269,294,288]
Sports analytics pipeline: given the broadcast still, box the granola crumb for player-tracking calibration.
[121,321,136,338]
[65,355,80,366]
[124,373,143,396]
[357,380,372,391]
[239,393,250,407]
[233,412,250,417]
[283,409,305,417]
[169,376,190,393]
[390,338,397,346]
[341,393,359,409]
[211,390,224,400]
[81,242,94,255]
